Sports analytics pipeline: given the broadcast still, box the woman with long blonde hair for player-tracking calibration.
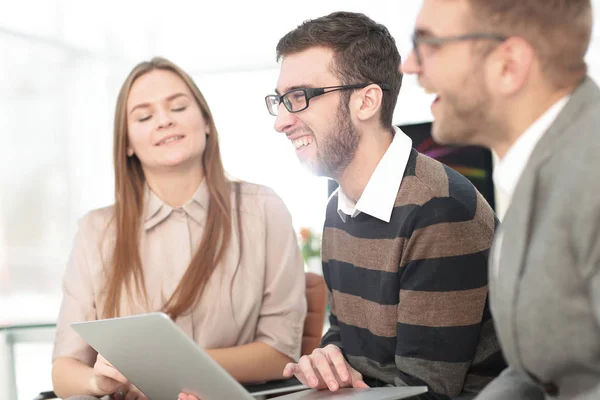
[51,57,306,400]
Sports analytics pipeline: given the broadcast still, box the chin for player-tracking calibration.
[159,156,193,169]
[431,121,452,145]
[431,120,471,147]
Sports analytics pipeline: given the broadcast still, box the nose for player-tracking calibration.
[273,104,296,134]
[401,49,421,75]
[156,109,174,129]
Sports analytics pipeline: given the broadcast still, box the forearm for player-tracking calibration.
[320,313,343,351]
[52,357,99,399]
[207,341,293,383]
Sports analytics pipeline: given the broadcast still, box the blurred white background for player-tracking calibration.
[1,1,600,398]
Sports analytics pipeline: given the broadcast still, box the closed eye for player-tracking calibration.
[138,115,152,122]
[172,106,187,112]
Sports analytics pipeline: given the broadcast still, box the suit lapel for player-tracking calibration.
[492,76,600,368]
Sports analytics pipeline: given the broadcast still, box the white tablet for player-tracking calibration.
[72,312,427,400]
[277,386,428,399]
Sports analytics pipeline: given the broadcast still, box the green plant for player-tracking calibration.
[298,227,321,262]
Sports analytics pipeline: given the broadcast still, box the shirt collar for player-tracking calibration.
[336,126,413,223]
[493,96,569,204]
[143,180,209,230]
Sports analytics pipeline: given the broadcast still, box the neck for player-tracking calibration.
[336,125,393,202]
[144,165,205,207]
[492,86,573,159]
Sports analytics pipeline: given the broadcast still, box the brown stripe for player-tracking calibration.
[475,191,496,232]
[322,228,405,273]
[332,290,397,337]
[401,216,493,267]
[415,153,449,197]
[397,287,488,327]
[394,175,435,207]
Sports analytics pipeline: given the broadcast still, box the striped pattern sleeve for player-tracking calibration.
[321,285,345,352]
[394,189,495,398]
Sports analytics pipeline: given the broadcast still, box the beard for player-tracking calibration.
[431,69,499,147]
[309,101,360,178]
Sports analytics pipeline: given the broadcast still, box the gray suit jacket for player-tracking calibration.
[476,77,600,400]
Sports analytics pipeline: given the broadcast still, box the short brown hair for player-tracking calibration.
[276,11,402,127]
[467,0,592,89]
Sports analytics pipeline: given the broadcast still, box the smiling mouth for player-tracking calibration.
[292,136,313,150]
[156,135,184,146]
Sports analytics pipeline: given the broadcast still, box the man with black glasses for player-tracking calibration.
[265,12,505,400]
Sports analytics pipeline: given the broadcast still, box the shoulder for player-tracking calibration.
[233,181,292,220]
[234,181,282,206]
[401,151,496,235]
[410,150,479,200]
[77,205,115,238]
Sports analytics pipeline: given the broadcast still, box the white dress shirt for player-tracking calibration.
[493,96,570,204]
[336,126,413,223]
[493,96,569,275]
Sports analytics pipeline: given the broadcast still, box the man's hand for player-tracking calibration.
[282,345,369,391]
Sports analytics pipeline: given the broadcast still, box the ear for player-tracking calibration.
[487,37,535,96]
[127,146,134,157]
[352,85,384,122]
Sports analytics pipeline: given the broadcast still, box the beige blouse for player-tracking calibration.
[52,181,307,366]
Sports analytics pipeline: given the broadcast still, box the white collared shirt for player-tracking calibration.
[493,96,570,204]
[336,126,413,223]
[493,96,569,275]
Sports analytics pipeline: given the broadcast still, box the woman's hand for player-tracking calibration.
[88,354,127,396]
[113,383,148,400]
[88,354,147,399]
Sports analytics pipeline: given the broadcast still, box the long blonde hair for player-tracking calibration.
[104,57,240,320]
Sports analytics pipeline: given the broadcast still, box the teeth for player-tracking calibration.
[159,135,183,145]
[292,136,312,149]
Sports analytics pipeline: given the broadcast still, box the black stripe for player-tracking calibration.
[411,197,477,232]
[469,351,507,377]
[326,196,475,240]
[338,320,397,365]
[325,259,399,305]
[324,203,420,239]
[481,296,493,323]
[396,323,481,363]
[399,251,490,292]
[321,313,346,353]
[403,149,418,177]
[445,164,478,217]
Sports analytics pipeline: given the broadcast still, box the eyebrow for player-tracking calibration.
[129,92,189,115]
[274,84,315,96]
[414,27,436,37]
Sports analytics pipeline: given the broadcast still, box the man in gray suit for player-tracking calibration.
[402,0,599,399]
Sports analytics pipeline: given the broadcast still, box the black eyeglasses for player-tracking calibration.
[265,82,390,116]
[412,32,508,66]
